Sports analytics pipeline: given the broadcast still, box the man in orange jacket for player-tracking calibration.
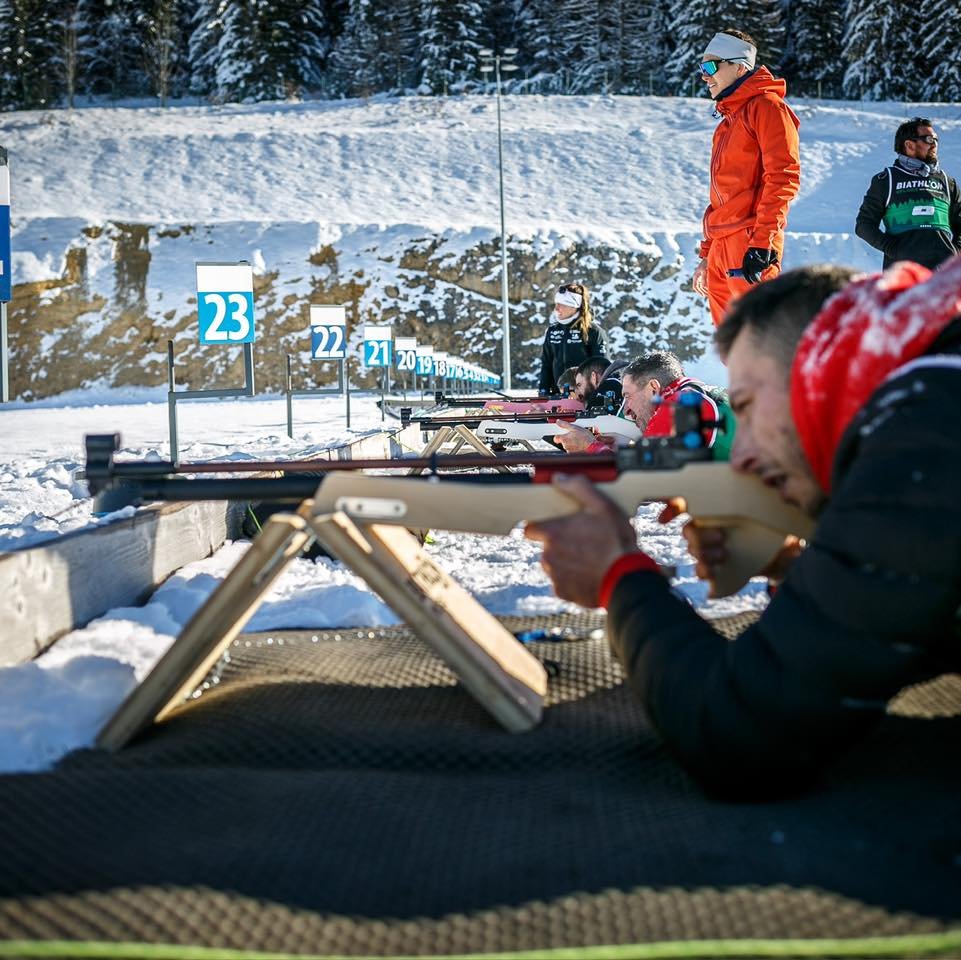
[691,29,801,326]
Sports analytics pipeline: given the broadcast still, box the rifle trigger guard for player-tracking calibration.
[334,496,408,521]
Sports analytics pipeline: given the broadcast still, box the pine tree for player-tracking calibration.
[780,0,844,97]
[418,0,484,95]
[258,0,329,98]
[204,0,330,102]
[522,0,563,92]
[327,0,385,96]
[378,0,420,91]
[50,1,87,107]
[81,0,149,99]
[619,0,673,94]
[0,0,18,107]
[841,0,921,100]
[3,0,64,108]
[187,0,222,98]
[665,0,715,95]
[559,0,606,94]
[212,0,264,101]
[667,0,785,96]
[136,0,190,104]
[921,0,961,101]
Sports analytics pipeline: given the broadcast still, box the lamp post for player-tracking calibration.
[0,146,10,403]
[479,47,517,390]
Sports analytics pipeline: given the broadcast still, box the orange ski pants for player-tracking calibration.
[706,230,784,327]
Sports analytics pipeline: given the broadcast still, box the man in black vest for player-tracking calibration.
[856,117,961,270]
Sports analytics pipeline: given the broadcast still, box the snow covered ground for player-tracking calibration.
[9,93,959,236]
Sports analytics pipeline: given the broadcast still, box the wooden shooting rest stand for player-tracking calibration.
[96,504,549,752]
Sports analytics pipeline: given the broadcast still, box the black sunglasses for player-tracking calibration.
[909,134,939,144]
[557,284,583,294]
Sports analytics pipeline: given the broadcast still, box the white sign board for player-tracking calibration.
[196,262,255,344]
[363,324,392,367]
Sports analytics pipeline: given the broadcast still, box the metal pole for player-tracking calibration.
[166,340,179,464]
[0,146,9,404]
[495,57,512,390]
[285,353,293,439]
[345,357,351,431]
[0,302,8,403]
[242,340,255,395]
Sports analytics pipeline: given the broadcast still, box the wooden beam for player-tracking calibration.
[0,426,426,667]
[0,499,242,667]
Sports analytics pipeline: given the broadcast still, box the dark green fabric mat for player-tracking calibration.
[0,611,958,958]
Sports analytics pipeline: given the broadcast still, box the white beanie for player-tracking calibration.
[554,287,583,310]
[701,32,757,69]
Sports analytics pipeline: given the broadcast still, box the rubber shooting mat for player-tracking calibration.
[0,611,959,958]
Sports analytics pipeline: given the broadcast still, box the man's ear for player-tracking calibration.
[648,378,661,395]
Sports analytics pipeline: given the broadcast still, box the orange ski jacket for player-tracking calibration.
[697,68,801,259]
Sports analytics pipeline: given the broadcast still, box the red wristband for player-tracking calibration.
[597,551,660,609]
[586,439,615,454]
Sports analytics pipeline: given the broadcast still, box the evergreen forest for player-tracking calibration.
[0,0,957,111]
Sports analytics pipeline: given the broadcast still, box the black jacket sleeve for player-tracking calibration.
[606,364,961,798]
[949,175,961,251]
[538,328,556,395]
[855,172,892,255]
[590,324,607,358]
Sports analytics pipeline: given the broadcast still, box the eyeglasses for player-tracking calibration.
[909,134,939,144]
[699,60,726,76]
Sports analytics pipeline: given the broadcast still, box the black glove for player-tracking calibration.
[741,247,778,284]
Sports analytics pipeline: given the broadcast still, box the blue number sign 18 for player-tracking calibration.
[196,262,255,345]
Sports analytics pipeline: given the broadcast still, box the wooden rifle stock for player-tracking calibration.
[309,463,814,598]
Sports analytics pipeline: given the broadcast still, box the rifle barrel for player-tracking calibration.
[105,449,617,477]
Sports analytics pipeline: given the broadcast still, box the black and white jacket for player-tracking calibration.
[537,320,607,395]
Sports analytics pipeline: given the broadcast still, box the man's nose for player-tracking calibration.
[729,433,758,474]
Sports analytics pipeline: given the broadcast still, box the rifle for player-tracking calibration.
[85,396,809,598]
[87,401,813,748]
[475,414,640,444]
[404,407,622,432]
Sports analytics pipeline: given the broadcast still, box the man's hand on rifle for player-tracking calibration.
[525,474,639,607]
[658,498,805,590]
[554,422,615,454]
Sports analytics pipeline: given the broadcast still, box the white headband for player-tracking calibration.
[701,32,757,69]
[555,288,583,310]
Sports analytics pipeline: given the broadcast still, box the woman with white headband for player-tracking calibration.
[537,282,607,396]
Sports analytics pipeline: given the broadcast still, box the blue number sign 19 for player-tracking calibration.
[415,345,434,377]
[310,304,347,359]
[363,325,392,368]
[394,337,417,372]
[196,262,255,345]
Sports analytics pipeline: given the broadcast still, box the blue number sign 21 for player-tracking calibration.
[364,339,392,367]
